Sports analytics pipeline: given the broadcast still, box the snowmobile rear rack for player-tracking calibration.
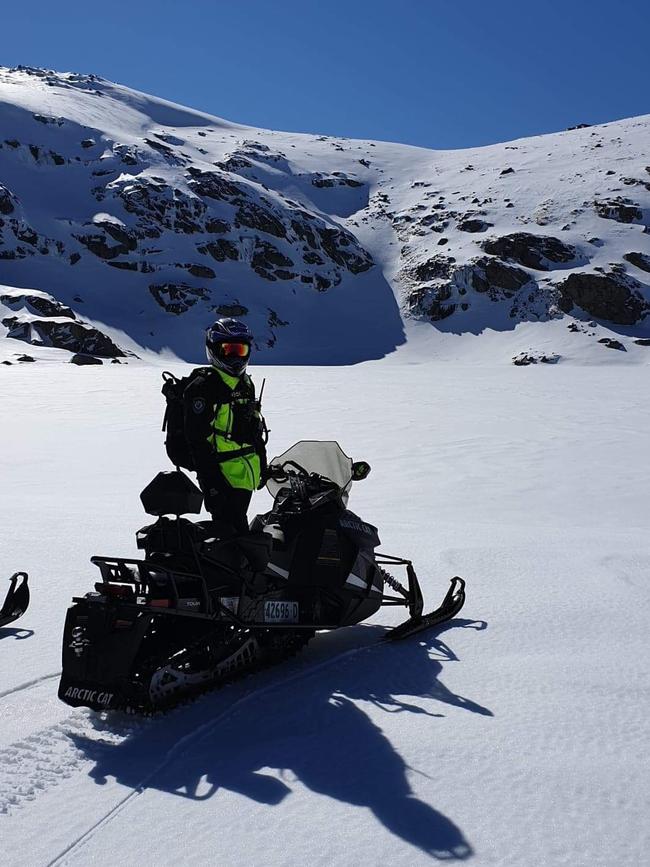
[1,572,30,628]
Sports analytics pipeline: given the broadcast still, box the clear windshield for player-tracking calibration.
[266,441,353,498]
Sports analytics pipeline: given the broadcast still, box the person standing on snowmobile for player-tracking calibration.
[180,318,267,533]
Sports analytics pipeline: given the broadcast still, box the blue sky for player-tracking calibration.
[3,0,648,149]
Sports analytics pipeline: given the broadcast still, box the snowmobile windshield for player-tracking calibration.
[267,441,353,498]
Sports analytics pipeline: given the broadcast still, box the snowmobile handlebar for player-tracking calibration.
[268,459,310,483]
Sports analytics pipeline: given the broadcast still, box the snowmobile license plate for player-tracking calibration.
[264,600,299,623]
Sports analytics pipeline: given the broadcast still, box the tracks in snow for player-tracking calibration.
[0,671,61,700]
[0,702,148,816]
[45,640,378,867]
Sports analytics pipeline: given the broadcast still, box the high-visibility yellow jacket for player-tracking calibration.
[183,366,266,491]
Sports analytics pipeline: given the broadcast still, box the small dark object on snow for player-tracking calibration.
[598,338,626,351]
[500,167,515,176]
[634,338,650,346]
[0,573,30,628]
[17,354,36,363]
[70,354,103,365]
[513,352,560,366]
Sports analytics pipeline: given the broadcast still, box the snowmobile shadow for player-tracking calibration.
[0,626,33,640]
[73,618,489,860]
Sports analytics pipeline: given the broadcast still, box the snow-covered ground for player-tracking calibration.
[1,355,649,866]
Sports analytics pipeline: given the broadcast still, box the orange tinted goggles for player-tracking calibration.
[220,342,250,358]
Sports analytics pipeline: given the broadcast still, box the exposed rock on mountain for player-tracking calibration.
[512,351,560,365]
[456,258,534,299]
[595,198,643,224]
[623,252,650,273]
[557,271,649,325]
[4,316,125,356]
[148,283,208,315]
[0,64,649,363]
[481,233,585,271]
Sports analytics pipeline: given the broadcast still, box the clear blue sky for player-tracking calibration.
[3,0,648,149]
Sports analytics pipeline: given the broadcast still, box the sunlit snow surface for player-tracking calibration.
[1,357,649,866]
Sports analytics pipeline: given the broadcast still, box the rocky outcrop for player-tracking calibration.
[149,282,208,315]
[3,317,125,356]
[110,176,206,237]
[0,292,74,318]
[70,353,103,365]
[453,257,533,300]
[251,241,294,280]
[457,218,492,233]
[0,183,17,215]
[407,283,456,321]
[598,337,626,351]
[512,352,560,366]
[557,271,649,325]
[235,201,286,238]
[74,218,139,260]
[214,303,248,317]
[311,173,364,188]
[481,233,584,270]
[407,255,456,282]
[198,239,239,262]
[185,168,241,202]
[405,255,538,322]
[623,252,650,273]
[315,225,373,274]
[595,198,643,224]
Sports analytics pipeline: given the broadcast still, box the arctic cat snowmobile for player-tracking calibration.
[0,572,30,628]
[59,442,465,714]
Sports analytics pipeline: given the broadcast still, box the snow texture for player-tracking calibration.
[1,360,649,866]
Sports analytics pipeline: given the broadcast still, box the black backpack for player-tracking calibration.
[161,371,195,471]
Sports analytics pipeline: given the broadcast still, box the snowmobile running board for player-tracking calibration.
[0,572,30,628]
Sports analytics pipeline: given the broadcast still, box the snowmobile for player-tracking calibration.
[0,572,30,628]
[58,442,465,714]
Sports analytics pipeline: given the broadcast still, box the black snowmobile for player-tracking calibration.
[58,442,465,714]
[1,572,30,628]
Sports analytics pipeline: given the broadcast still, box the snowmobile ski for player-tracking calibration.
[0,572,30,628]
[385,576,466,641]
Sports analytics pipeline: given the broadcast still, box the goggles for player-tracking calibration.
[219,342,250,358]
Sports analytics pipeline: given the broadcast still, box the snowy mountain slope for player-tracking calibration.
[1,359,649,866]
[1,65,650,365]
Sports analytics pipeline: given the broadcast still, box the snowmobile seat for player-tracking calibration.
[198,532,271,575]
[235,532,273,573]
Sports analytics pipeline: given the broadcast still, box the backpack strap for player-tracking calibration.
[161,371,180,432]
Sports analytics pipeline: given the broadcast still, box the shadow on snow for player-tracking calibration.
[73,619,491,860]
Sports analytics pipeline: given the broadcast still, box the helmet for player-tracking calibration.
[205,318,253,376]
